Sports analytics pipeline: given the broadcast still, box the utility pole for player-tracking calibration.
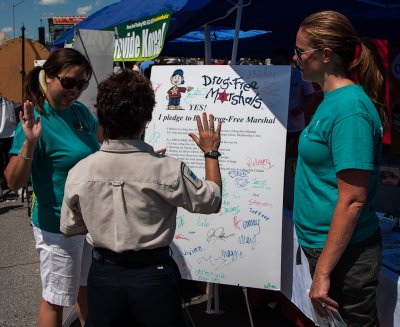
[12,0,25,39]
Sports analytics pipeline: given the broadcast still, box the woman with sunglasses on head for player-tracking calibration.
[292,11,387,326]
[5,48,99,327]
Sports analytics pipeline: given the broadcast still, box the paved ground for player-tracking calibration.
[0,194,302,327]
[0,195,40,327]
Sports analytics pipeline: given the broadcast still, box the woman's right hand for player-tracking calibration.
[20,100,42,144]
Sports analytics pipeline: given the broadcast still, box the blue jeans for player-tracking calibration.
[85,248,185,327]
[302,229,382,327]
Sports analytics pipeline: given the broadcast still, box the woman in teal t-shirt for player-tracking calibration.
[292,11,388,326]
[5,48,99,327]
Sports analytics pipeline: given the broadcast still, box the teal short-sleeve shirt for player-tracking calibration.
[293,84,383,248]
[10,101,100,233]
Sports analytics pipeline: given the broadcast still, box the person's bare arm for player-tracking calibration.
[309,169,370,317]
[189,112,222,190]
[5,101,41,191]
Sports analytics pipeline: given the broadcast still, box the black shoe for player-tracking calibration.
[5,192,19,200]
[0,180,8,191]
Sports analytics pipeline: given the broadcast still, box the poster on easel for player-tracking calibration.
[145,65,290,290]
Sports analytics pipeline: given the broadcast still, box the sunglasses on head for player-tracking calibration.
[294,46,320,59]
[56,75,89,91]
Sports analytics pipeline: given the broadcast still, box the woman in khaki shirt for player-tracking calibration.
[61,69,222,326]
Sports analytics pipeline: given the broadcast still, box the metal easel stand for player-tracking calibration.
[205,282,225,315]
[182,298,196,327]
[205,283,254,327]
[242,287,255,327]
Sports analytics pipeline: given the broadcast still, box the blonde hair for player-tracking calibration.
[300,11,388,129]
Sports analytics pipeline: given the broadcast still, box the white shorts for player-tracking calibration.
[33,226,92,306]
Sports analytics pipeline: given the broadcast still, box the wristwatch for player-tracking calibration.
[204,150,221,159]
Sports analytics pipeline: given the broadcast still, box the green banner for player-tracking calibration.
[110,11,171,62]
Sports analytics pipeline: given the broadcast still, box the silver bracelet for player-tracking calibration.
[18,152,32,161]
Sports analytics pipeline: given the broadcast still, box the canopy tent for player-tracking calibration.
[166,0,400,41]
[168,27,268,43]
[53,0,400,55]
[52,0,191,47]
[161,28,289,59]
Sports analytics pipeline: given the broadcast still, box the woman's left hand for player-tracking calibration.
[155,148,167,155]
[309,272,339,318]
[189,112,221,153]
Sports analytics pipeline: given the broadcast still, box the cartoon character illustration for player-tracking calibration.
[166,69,193,110]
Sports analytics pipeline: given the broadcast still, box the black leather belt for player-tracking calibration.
[92,246,171,266]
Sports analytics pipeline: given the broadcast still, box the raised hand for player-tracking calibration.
[19,100,42,145]
[189,112,221,153]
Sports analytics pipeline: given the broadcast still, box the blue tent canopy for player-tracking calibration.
[170,27,268,43]
[53,0,400,50]
[165,0,400,40]
[52,0,191,47]
[161,29,288,59]
[161,28,277,59]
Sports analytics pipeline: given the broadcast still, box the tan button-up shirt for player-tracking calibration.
[60,139,221,252]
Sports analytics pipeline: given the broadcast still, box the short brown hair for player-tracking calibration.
[95,69,155,140]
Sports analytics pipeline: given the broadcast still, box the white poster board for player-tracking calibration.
[73,29,115,114]
[146,65,290,290]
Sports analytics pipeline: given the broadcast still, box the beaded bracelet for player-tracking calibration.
[18,152,32,161]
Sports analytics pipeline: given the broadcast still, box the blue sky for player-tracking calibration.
[0,0,118,41]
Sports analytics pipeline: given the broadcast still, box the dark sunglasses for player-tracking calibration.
[56,75,89,91]
[294,46,320,59]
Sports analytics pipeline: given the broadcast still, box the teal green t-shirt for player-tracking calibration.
[293,84,382,248]
[10,101,100,233]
